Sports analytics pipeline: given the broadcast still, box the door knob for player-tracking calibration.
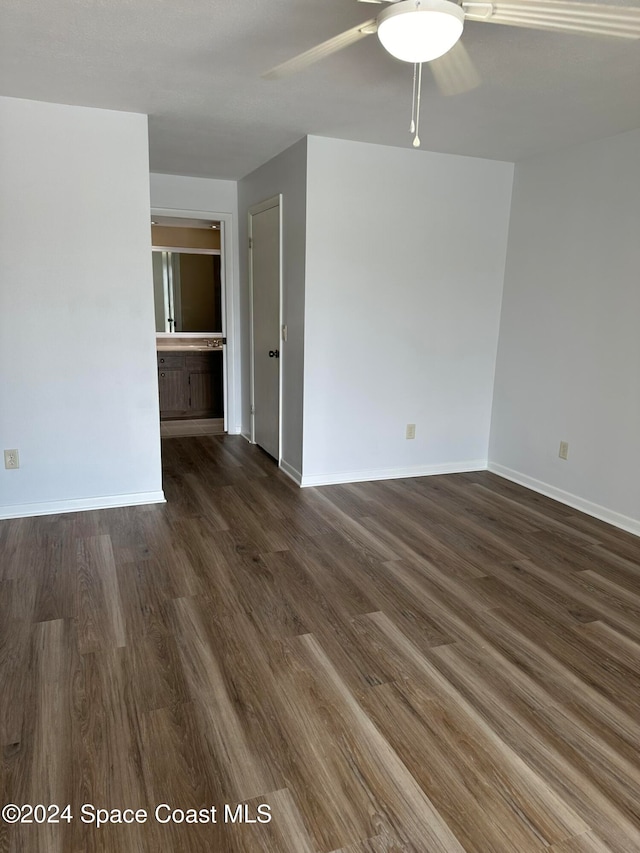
[268,349,280,358]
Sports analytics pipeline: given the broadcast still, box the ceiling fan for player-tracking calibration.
[263,0,640,146]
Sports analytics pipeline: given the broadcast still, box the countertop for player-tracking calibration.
[157,336,223,352]
[157,344,223,352]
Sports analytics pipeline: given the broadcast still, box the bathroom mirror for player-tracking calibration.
[153,251,222,333]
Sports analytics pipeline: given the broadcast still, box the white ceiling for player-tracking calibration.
[1,0,640,179]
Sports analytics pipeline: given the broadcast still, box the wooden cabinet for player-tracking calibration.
[157,351,223,420]
[186,354,220,418]
[158,368,189,416]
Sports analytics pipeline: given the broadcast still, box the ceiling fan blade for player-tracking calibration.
[429,41,481,95]
[462,0,640,39]
[262,19,377,79]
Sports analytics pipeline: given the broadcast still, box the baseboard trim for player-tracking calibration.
[279,459,302,486]
[488,462,640,538]
[300,460,487,488]
[0,490,166,521]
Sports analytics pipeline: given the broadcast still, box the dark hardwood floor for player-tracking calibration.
[1,435,640,852]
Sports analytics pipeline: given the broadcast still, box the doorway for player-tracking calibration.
[249,196,282,461]
[151,214,230,438]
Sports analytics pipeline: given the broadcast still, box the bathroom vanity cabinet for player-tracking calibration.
[157,351,222,420]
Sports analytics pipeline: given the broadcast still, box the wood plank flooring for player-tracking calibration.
[1,435,640,852]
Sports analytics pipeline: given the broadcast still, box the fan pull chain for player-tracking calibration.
[410,63,417,133]
[413,62,423,148]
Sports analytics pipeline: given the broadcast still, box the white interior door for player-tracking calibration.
[250,198,281,460]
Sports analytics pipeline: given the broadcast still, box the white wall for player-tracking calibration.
[0,96,163,518]
[238,138,307,476]
[489,128,640,534]
[302,136,514,485]
[149,173,241,433]
[150,173,238,214]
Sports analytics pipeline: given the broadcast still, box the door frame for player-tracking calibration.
[248,195,283,462]
[151,207,236,434]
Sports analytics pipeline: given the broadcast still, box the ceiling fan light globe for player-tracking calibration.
[377,0,465,63]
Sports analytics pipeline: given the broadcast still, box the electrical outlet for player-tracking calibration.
[406,423,416,440]
[4,449,19,469]
[559,441,569,460]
